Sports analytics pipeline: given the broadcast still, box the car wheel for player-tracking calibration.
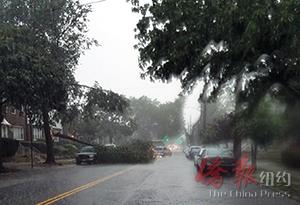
[76,160,81,165]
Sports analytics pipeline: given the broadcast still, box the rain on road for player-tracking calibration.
[0,154,299,205]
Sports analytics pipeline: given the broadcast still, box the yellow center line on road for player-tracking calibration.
[36,166,135,205]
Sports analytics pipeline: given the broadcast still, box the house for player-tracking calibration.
[1,106,62,142]
[1,107,26,140]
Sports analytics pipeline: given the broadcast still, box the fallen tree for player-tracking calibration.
[94,141,155,164]
[53,133,95,147]
[53,133,155,164]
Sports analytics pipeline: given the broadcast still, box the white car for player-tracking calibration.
[104,143,117,148]
[187,146,202,160]
[193,148,205,166]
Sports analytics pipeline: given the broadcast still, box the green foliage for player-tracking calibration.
[94,141,154,164]
[129,0,300,113]
[200,113,234,144]
[281,147,300,168]
[0,0,96,113]
[200,96,287,147]
[130,96,184,140]
[74,82,136,143]
[234,97,286,147]
[0,0,96,163]
[0,138,19,158]
[55,144,78,157]
[84,82,129,117]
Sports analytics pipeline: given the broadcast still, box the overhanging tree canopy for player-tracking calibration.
[0,0,97,164]
[129,0,300,105]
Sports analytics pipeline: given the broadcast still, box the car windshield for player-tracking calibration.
[80,147,95,153]
[206,148,233,158]
[2,1,298,205]
[220,150,234,158]
[155,146,165,151]
[206,148,221,156]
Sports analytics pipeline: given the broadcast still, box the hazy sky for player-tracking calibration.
[76,0,182,103]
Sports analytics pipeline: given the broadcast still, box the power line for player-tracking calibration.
[83,0,107,5]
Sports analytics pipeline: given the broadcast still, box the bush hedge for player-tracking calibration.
[0,138,19,158]
[281,146,300,168]
[95,141,155,164]
[55,144,78,157]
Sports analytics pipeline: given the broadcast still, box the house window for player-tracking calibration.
[33,128,44,141]
[12,127,24,140]
[1,126,8,138]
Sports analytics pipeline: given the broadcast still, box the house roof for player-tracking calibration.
[1,118,12,126]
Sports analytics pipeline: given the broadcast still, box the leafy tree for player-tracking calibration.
[130,96,184,141]
[78,83,136,144]
[129,0,300,158]
[0,24,29,138]
[233,96,286,166]
[200,113,234,144]
[0,0,96,163]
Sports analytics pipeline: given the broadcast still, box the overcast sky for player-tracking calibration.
[76,0,182,103]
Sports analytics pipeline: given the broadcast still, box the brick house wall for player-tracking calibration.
[3,107,26,140]
[1,107,62,142]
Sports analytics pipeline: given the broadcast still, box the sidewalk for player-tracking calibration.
[1,158,75,173]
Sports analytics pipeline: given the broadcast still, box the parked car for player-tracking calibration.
[104,143,117,148]
[194,148,205,167]
[164,147,172,157]
[153,145,165,157]
[75,146,97,165]
[195,147,235,173]
[153,146,172,157]
[183,146,190,154]
[187,146,202,160]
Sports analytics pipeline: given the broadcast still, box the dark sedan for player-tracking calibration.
[196,148,236,174]
[75,146,97,165]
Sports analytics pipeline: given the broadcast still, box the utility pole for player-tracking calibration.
[203,101,207,131]
[197,100,207,145]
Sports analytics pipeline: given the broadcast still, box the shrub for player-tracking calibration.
[21,141,47,154]
[95,141,154,164]
[281,146,300,168]
[63,144,78,156]
[55,144,78,157]
[0,138,19,158]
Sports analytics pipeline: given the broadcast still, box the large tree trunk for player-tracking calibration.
[0,104,4,171]
[233,135,242,160]
[0,158,4,172]
[0,103,4,138]
[0,141,3,171]
[53,133,94,146]
[251,142,257,168]
[109,133,113,144]
[42,108,55,164]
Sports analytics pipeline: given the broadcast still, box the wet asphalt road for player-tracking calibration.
[0,154,299,205]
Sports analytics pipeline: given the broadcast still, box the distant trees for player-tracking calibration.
[130,96,184,141]
[59,82,136,145]
[201,95,286,166]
